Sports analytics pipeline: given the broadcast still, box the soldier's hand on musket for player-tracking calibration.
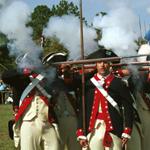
[59,64,71,72]
[57,64,75,86]
[58,64,72,77]
[79,139,89,148]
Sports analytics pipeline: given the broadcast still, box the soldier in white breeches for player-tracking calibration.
[19,95,60,150]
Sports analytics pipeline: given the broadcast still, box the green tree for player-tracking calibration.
[51,0,79,17]
[136,37,147,46]
[27,5,52,41]
[0,33,8,46]
[44,37,68,55]
[0,33,16,72]
[28,0,80,56]
[43,0,80,56]
[93,11,107,42]
[28,0,80,41]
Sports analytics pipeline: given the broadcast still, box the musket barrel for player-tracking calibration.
[52,54,150,65]
[53,56,121,65]
[112,61,150,67]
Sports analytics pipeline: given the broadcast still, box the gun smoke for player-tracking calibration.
[43,15,98,60]
[0,0,42,69]
[93,1,139,58]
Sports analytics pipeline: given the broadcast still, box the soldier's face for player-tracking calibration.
[96,61,110,76]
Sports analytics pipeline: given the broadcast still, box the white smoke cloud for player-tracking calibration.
[137,44,150,62]
[93,2,139,58]
[92,14,103,29]
[0,0,42,68]
[43,15,98,60]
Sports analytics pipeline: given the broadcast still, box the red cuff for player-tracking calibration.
[76,128,84,137]
[23,68,38,78]
[147,68,150,81]
[79,69,83,75]
[123,127,132,135]
[23,68,31,76]
[115,69,124,77]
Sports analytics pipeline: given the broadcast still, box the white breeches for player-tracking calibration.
[83,120,122,150]
[20,117,60,150]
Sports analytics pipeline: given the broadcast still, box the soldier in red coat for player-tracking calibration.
[2,52,69,150]
[75,49,134,150]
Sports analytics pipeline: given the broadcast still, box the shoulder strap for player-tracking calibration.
[29,76,51,100]
[19,73,46,106]
[90,76,120,113]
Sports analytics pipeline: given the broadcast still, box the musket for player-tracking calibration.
[77,61,150,68]
[138,67,150,71]
[70,61,150,70]
[70,62,150,74]
[52,54,150,65]
[112,61,150,67]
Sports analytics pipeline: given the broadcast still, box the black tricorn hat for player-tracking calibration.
[42,52,68,64]
[87,48,118,62]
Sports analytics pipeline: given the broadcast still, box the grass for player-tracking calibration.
[0,104,68,150]
[0,104,15,150]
